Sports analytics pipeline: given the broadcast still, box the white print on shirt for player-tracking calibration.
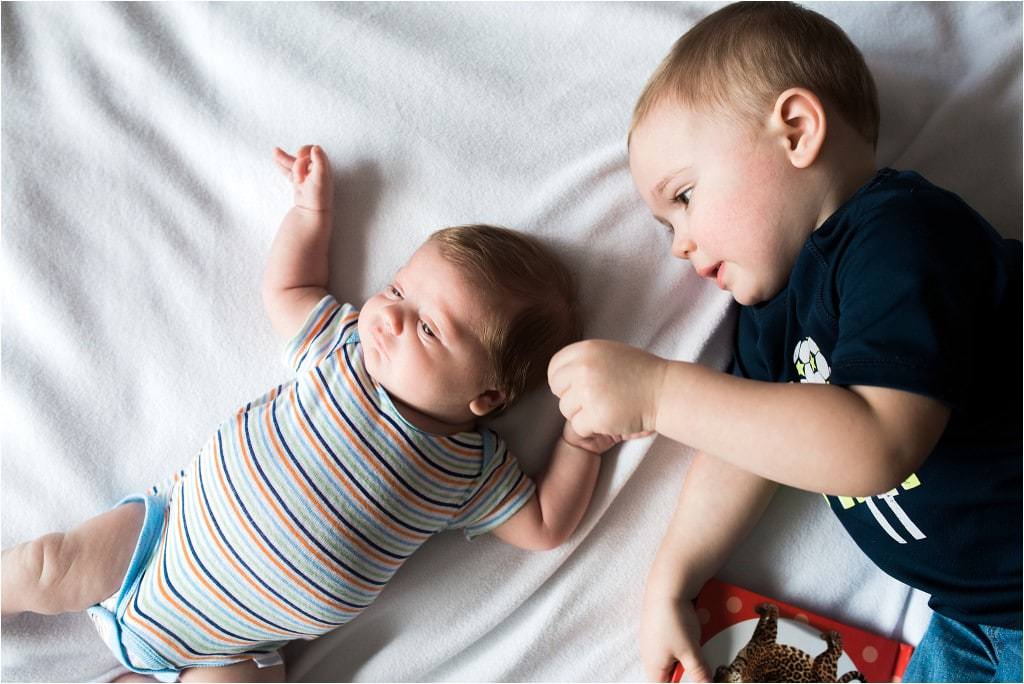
[793,336,831,384]
[826,475,928,544]
[794,336,928,544]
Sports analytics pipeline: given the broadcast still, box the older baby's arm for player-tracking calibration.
[549,340,950,497]
[489,423,617,551]
[262,145,334,340]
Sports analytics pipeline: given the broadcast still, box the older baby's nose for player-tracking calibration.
[672,234,696,260]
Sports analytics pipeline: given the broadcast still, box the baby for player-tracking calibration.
[548,3,1021,682]
[2,145,619,682]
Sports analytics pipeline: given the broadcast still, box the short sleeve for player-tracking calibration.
[447,431,536,540]
[283,295,360,374]
[828,200,992,406]
[731,307,769,381]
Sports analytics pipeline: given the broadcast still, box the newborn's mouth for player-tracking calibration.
[371,329,390,361]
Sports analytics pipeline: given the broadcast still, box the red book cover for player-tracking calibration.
[671,578,914,682]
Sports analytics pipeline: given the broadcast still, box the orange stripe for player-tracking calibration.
[441,436,485,459]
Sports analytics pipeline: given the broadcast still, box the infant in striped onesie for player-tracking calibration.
[1,145,628,683]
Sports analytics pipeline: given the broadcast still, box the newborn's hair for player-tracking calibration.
[429,224,581,409]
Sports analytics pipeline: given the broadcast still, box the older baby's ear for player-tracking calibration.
[469,389,507,417]
[772,87,827,169]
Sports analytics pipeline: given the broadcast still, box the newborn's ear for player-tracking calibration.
[469,389,507,416]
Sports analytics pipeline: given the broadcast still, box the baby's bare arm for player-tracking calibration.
[489,423,614,551]
[651,363,950,496]
[262,145,334,340]
[640,453,778,682]
[549,340,950,497]
[1,502,144,616]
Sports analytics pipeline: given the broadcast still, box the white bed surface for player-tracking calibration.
[2,2,1020,681]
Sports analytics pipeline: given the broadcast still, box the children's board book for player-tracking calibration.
[670,578,914,682]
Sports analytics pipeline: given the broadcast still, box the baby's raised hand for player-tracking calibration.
[548,340,668,440]
[274,145,333,212]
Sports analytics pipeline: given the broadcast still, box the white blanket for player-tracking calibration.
[2,3,1020,681]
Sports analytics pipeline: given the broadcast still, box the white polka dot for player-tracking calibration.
[862,646,878,663]
[697,608,711,625]
[726,596,743,614]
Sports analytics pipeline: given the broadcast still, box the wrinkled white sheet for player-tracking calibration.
[2,2,1020,681]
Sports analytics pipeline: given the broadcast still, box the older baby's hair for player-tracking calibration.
[631,1,880,148]
[429,224,581,410]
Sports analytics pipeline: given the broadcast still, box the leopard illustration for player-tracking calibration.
[713,603,865,683]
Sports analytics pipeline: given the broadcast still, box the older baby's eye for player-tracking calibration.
[387,285,402,299]
[674,187,694,207]
[420,321,435,337]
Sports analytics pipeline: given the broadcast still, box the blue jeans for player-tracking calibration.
[903,611,1023,682]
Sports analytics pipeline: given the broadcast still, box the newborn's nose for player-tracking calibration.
[381,304,403,335]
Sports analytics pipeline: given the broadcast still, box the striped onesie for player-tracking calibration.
[88,295,536,678]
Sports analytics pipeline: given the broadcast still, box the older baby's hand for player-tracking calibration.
[274,145,333,212]
[548,340,668,440]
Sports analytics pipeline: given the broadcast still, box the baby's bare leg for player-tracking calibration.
[1,502,145,616]
[180,659,285,683]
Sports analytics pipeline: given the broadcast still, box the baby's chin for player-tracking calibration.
[732,279,784,307]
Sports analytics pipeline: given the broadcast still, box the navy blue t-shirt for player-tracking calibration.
[732,168,1022,628]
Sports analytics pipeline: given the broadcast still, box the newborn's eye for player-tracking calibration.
[420,321,435,337]
[674,187,693,207]
[387,285,402,299]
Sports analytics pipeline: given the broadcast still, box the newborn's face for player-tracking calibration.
[358,240,501,429]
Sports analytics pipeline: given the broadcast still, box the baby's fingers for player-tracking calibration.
[309,145,329,169]
[273,147,296,176]
[676,652,711,683]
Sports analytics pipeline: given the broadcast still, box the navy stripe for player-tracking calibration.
[446,435,483,451]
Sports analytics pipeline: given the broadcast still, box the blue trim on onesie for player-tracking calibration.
[87,494,180,682]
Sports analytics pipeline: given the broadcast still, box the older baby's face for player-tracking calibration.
[628,101,815,306]
[358,240,503,431]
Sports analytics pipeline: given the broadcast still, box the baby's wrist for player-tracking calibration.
[559,434,604,455]
[293,202,331,214]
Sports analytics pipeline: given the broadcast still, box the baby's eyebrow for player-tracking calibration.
[654,166,691,196]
